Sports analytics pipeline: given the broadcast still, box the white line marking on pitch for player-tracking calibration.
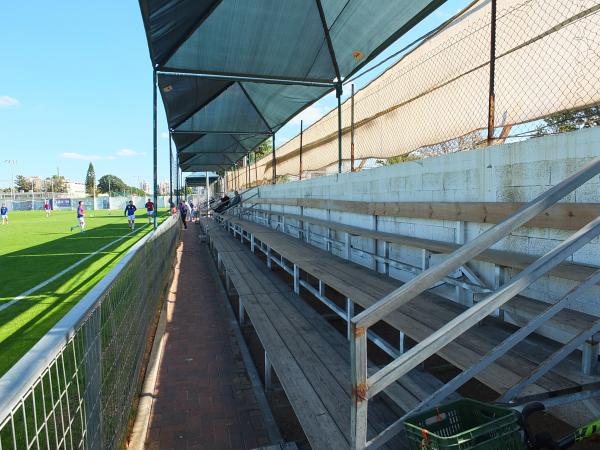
[0,224,149,313]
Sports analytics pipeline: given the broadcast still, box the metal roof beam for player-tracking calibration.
[178,150,247,155]
[171,130,272,135]
[184,153,238,166]
[166,80,233,131]
[315,0,342,82]
[238,82,273,133]
[157,69,335,87]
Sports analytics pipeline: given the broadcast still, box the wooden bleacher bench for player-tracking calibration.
[238,207,599,346]
[200,218,457,449]
[213,214,600,401]
[244,207,600,288]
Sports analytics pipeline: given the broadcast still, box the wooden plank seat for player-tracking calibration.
[235,208,599,345]
[245,197,600,231]
[244,207,600,287]
[215,214,600,400]
[204,220,456,449]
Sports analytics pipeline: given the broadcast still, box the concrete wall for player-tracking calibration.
[257,127,600,317]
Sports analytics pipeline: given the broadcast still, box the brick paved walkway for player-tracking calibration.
[145,229,272,450]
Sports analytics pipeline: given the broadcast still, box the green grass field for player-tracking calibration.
[0,208,170,376]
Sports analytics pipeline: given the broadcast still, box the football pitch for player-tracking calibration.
[0,209,170,377]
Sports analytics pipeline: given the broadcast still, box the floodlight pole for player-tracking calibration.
[272,133,276,184]
[336,82,343,174]
[153,68,158,229]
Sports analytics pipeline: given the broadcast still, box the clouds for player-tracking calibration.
[290,105,328,126]
[61,148,143,161]
[62,152,106,161]
[161,132,169,139]
[0,96,20,107]
[116,148,144,157]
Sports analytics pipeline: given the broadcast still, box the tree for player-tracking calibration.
[376,153,421,167]
[250,139,273,163]
[44,175,67,193]
[15,175,32,192]
[128,186,146,196]
[175,187,193,195]
[97,175,127,194]
[85,162,96,196]
[536,106,600,136]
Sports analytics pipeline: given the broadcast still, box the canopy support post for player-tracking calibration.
[299,120,303,181]
[254,151,258,186]
[487,0,497,146]
[336,82,343,174]
[246,156,250,189]
[153,68,158,229]
[272,134,276,185]
[176,154,180,204]
[169,133,173,204]
[351,83,355,172]
[206,171,209,215]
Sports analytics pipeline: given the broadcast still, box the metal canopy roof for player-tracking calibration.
[140,0,446,171]
[185,173,220,187]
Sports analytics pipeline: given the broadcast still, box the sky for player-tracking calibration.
[0,0,469,189]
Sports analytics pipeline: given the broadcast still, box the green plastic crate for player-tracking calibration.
[403,399,522,450]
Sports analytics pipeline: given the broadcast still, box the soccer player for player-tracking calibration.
[179,201,188,229]
[44,199,51,217]
[70,201,85,232]
[1,205,8,225]
[125,201,137,230]
[144,198,154,224]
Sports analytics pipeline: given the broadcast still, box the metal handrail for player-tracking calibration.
[350,156,600,449]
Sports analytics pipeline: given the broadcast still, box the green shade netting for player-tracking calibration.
[141,0,445,170]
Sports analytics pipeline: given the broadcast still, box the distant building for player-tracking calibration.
[159,179,170,195]
[140,180,151,194]
[66,180,86,197]
[30,176,44,191]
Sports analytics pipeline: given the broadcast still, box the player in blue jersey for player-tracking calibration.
[124,201,137,230]
[70,201,85,232]
[1,205,8,225]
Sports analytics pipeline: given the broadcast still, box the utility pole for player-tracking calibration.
[3,160,17,201]
[92,173,96,213]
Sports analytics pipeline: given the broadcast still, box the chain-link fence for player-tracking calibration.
[0,216,179,450]
[226,0,600,189]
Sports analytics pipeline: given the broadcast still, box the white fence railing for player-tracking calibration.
[0,215,179,449]
[0,195,172,212]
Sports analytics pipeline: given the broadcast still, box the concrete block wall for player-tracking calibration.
[257,127,600,317]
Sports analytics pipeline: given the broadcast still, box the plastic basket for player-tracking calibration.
[404,399,522,450]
